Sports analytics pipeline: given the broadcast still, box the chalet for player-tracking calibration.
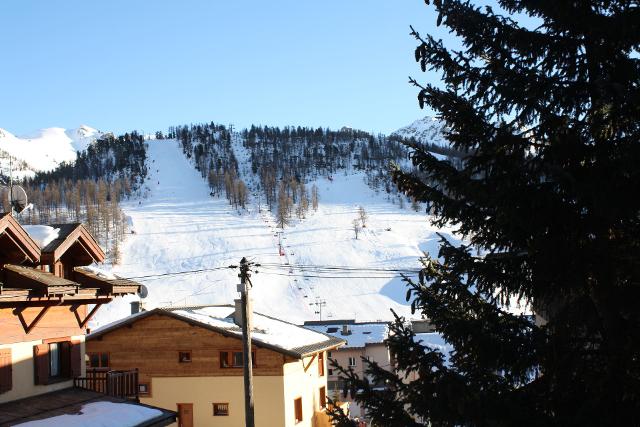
[0,213,175,426]
[86,303,346,427]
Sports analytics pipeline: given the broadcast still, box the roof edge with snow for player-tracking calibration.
[88,306,345,359]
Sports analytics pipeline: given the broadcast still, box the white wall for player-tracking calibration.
[0,336,85,404]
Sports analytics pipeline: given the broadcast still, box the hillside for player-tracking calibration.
[3,118,461,327]
[0,125,103,179]
[94,137,458,327]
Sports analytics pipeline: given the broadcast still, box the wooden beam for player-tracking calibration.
[13,305,52,334]
[303,353,318,373]
[70,304,103,328]
[0,297,113,308]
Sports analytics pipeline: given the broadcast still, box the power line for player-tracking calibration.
[257,262,421,274]
[101,265,236,283]
[257,270,414,280]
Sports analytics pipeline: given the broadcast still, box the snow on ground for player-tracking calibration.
[14,401,163,427]
[0,125,102,176]
[93,138,458,328]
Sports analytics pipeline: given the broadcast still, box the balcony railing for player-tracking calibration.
[74,368,139,401]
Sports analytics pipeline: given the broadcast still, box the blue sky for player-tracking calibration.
[0,1,452,136]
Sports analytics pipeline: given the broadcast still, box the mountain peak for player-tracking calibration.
[393,116,448,146]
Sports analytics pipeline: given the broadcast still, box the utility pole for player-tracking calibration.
[238,257,255,427]
[310,298,327,321]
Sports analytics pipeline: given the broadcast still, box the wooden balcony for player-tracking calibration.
[74,368,139,401]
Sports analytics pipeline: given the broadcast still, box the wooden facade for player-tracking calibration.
[86,307,344,427]
[0,213,140,403]
[87,313,287,388]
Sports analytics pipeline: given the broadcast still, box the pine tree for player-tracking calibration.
[330,1,640,426]
[311,184,319,211]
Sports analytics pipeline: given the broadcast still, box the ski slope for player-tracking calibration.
[94,138,458,327]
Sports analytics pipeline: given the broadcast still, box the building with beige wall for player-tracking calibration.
[87,305,345,427]
[304,320,391,419]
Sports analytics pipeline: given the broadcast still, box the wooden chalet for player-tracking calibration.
[87,304,346,427]
[0,213,175,426]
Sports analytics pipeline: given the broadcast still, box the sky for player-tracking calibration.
[0,1,454,136]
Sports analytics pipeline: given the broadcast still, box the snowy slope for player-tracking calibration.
[392,116,448,146]
[94,138,458,328]
[0,125,103,177]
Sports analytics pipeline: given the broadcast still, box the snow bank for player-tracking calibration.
[14,401,163,427]
[23,225,59,248]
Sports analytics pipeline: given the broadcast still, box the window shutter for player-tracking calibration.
[33,344,49,385]
[0,349,12,394]
[60,342,71,378]
[70,340,82,378]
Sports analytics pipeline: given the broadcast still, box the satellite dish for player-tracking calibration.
[137,284,149,299]
[7,185,28,214]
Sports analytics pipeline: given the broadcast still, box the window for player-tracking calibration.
[318,352,325,376]
[348,357,357,367]
[319,386,326,409]
[88,352,109,368]
[232,351,243,367]
[213,403,229,416]
[220,351,256,368]
[294,397,303,423]
[48,342,70,378]
[34,340,80,385]
[49,343,60,377]
[220,351,229,368]
[179,351,192,363]
[139,383,150,395]
[327,351,332,358]
[328,368,333,376]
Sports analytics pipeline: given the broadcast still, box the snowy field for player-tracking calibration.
[93,138,458,327]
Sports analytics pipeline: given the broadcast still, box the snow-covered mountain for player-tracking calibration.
[93,138,459,327]
[6,120,470,327]
[0,125,103,178]
[392,116,448,146]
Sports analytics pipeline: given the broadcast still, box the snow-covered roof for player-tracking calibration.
[76,265,118,280]
[415,332,452,364]
[14,402,163,427]
[305,322,389,348]
[89,305,345,358]
[0,388,175,427]
[22,225,60,248]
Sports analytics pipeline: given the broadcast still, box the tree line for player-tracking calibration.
[13,132,148,264]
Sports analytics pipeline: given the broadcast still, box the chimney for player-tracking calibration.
[130,301,144,315]
[341,324,351,335]
[234,298,252,327]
